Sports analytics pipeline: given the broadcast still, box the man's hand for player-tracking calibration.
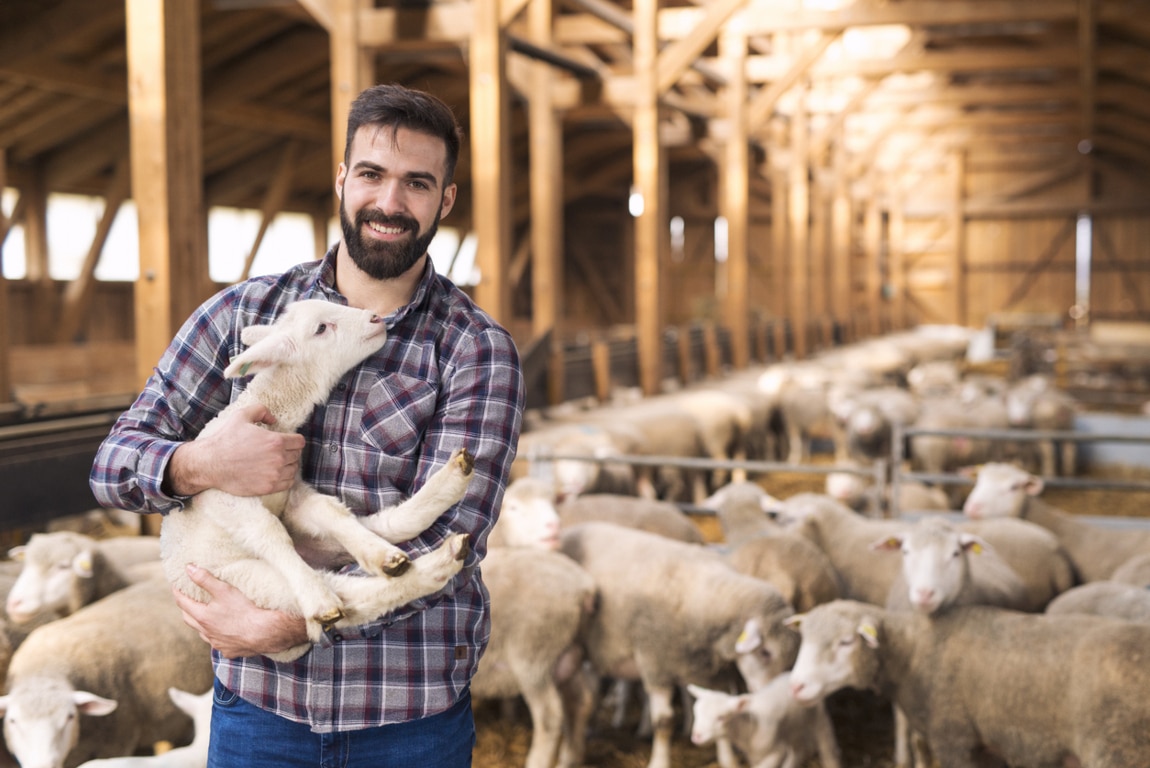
[166,402,305,497]
[173,564,309,659]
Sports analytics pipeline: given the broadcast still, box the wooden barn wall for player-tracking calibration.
[1092,214,1150,322]
[6,282,135,344]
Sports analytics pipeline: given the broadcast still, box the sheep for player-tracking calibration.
[775,493,1074,611]
[786,600,1150,768]
[73,687,211,768]
[512,423,638,500]
[706,481,842,614]
[824,463,950,517]
[664,388,755,489]
[908,392,1009,489]
[1004,374,1079,476]
[1045,581,1150,623]
[471,476,598,768]
[1111,552,1150,586]
[46,508,142,539]
[871,516,1033,616]
[556,493,705,545]
[962,461,1150,582]
[159,299,475,662]
[0,578,214,768]
[559,522,799,768]
[828,385,920,463]
[6,532,162,626]
[687,675,841,768]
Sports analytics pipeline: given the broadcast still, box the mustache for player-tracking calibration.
[358,210,419,233]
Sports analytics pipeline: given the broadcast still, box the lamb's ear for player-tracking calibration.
[735,618,763,652]
[240,323,276,347]
[1023,475,1045,496]
[224,333,296,379]
[870,534,904,553]
[857,619,880,649]
[783,613,804,632]
[959,532,991,555]
[72,691,118,717]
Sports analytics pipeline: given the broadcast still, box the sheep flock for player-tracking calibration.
[3,321,1150,768]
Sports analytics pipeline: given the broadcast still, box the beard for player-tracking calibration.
[340,196,441,281]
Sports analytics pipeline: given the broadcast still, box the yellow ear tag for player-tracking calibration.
[970,543,984,554]
[860,624,878,641]
[238,362,253,377]
[737,630,749,644]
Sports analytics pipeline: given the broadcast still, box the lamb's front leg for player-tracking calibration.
[285,485,411,576]
[360,448,475,542]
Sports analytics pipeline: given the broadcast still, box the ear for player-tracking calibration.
[735,618,762,653]
[240,324,276,347]
[870,535,903,553]
[959,532,990,555]
[783,613,804,632]
[686,684,709,699]
[957,464,981,479]
[73,691,118,717]
[7,545,24,562]
[224,333,295,379]
[440,182,457,218]
[72,550,94,578]
[1023,476,1045,496]
[857,619,880,649]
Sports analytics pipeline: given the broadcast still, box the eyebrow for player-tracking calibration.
[352,160,440,189]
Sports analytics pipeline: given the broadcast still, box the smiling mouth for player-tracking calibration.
[365,220,410,237]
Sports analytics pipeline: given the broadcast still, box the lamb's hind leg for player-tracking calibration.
[286,485,411,576]
[330,533,470,624]
[360,448,475,542]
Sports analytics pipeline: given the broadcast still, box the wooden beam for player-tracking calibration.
[0,150,9,403]
[788,91,810,359]
[633,0,664,395]
[241,141,299,282]
[330,0,374,216]
[654,0,741,95]
[748,30,838,129]
[830,132,853,328]
[56,155,131,344]
[720,23,750,369]
[297,0,334,31]
[528,0,564,341]
[471,0,513,323]
[949,151,968,325]
[126,0,209,387]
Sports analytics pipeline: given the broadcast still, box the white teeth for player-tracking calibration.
[367,222,405,235]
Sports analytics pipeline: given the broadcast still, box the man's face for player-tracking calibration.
[336,125,457,280]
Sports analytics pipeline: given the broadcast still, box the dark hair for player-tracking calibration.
[344,84,463,185]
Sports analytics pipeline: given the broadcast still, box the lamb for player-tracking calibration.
[707,481,842,613]
[871,516,1033,615]
[0,578,214,768]
[1045,581,1150,623]
[159,299,474,662]
[1004,374,1079,475]
[787,600,1150,767]
[909,392,1009,484]
[775,493,1074,611]
[559,522,798,768]
[512,422,638,500]
[73,687,211,768]
[471,476,598,768]
[687,674,841,768]
[6,532,163,625]
[664,388,755,489]
[825,462,950,517]
[962,461,1150,582]
[1111,552,1150,586]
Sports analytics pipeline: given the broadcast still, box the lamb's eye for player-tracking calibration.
[314,323,327,335]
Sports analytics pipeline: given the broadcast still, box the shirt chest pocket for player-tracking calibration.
[359,374,439,459]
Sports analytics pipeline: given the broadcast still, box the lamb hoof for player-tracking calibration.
[450,533,471,562]
[453,448,475,476]
[382,553,412,577]
[317,606,345,630]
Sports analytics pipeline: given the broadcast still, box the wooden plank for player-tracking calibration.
[470,0,513,324]
[748,30,837,129]
[949,151,968,325]
[528,0,563,340]
[633,0,664,395]
[330,0,373,210]
[241,141,299,281]
[126,0,209,388]
[0,150,9,404]
[720,24,750,369]
[789,90,810,358]
[654,0,742,95]
[830,134,853,329]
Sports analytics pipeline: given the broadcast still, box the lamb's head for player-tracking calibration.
[5,532,97,624]
[960,462,1041,519]
[224,300,387,400]
[0,677,117,768]
[872,517,989,615]
[492,476,561,550]
[786,600,882,706]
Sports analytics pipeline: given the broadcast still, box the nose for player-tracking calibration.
[373,179,408,215]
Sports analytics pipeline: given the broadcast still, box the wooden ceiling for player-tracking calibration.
[3,0,1150,231]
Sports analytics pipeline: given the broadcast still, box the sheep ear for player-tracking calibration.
[7,545,24,562]
[224,334,295,379]
[72,551,94,578]
[959,533,990,555]
[240,323,276,347]
[783,614,804,632]
[857,620,880,649]
[73,691,118,716]
[735,618,763,652]
[686,684,709,699]
[957,464,980,479]
[1023,476,1045,496]
[870,535,903,553]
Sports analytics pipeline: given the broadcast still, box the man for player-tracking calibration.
[90,84,525,767]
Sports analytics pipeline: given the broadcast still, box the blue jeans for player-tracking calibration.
[207,677,475,768]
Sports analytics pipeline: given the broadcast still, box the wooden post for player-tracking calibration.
[633,0,665,395]
[329,0,374,214]
[788,89,810,359]
[0,150,10,403]
[720,22,750,370]
[470,0,514,324]
[126,0,208,387]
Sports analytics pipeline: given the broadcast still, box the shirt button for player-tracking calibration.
[328,443,339,454]
[332,633,344,643]
[337,383,347,391]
